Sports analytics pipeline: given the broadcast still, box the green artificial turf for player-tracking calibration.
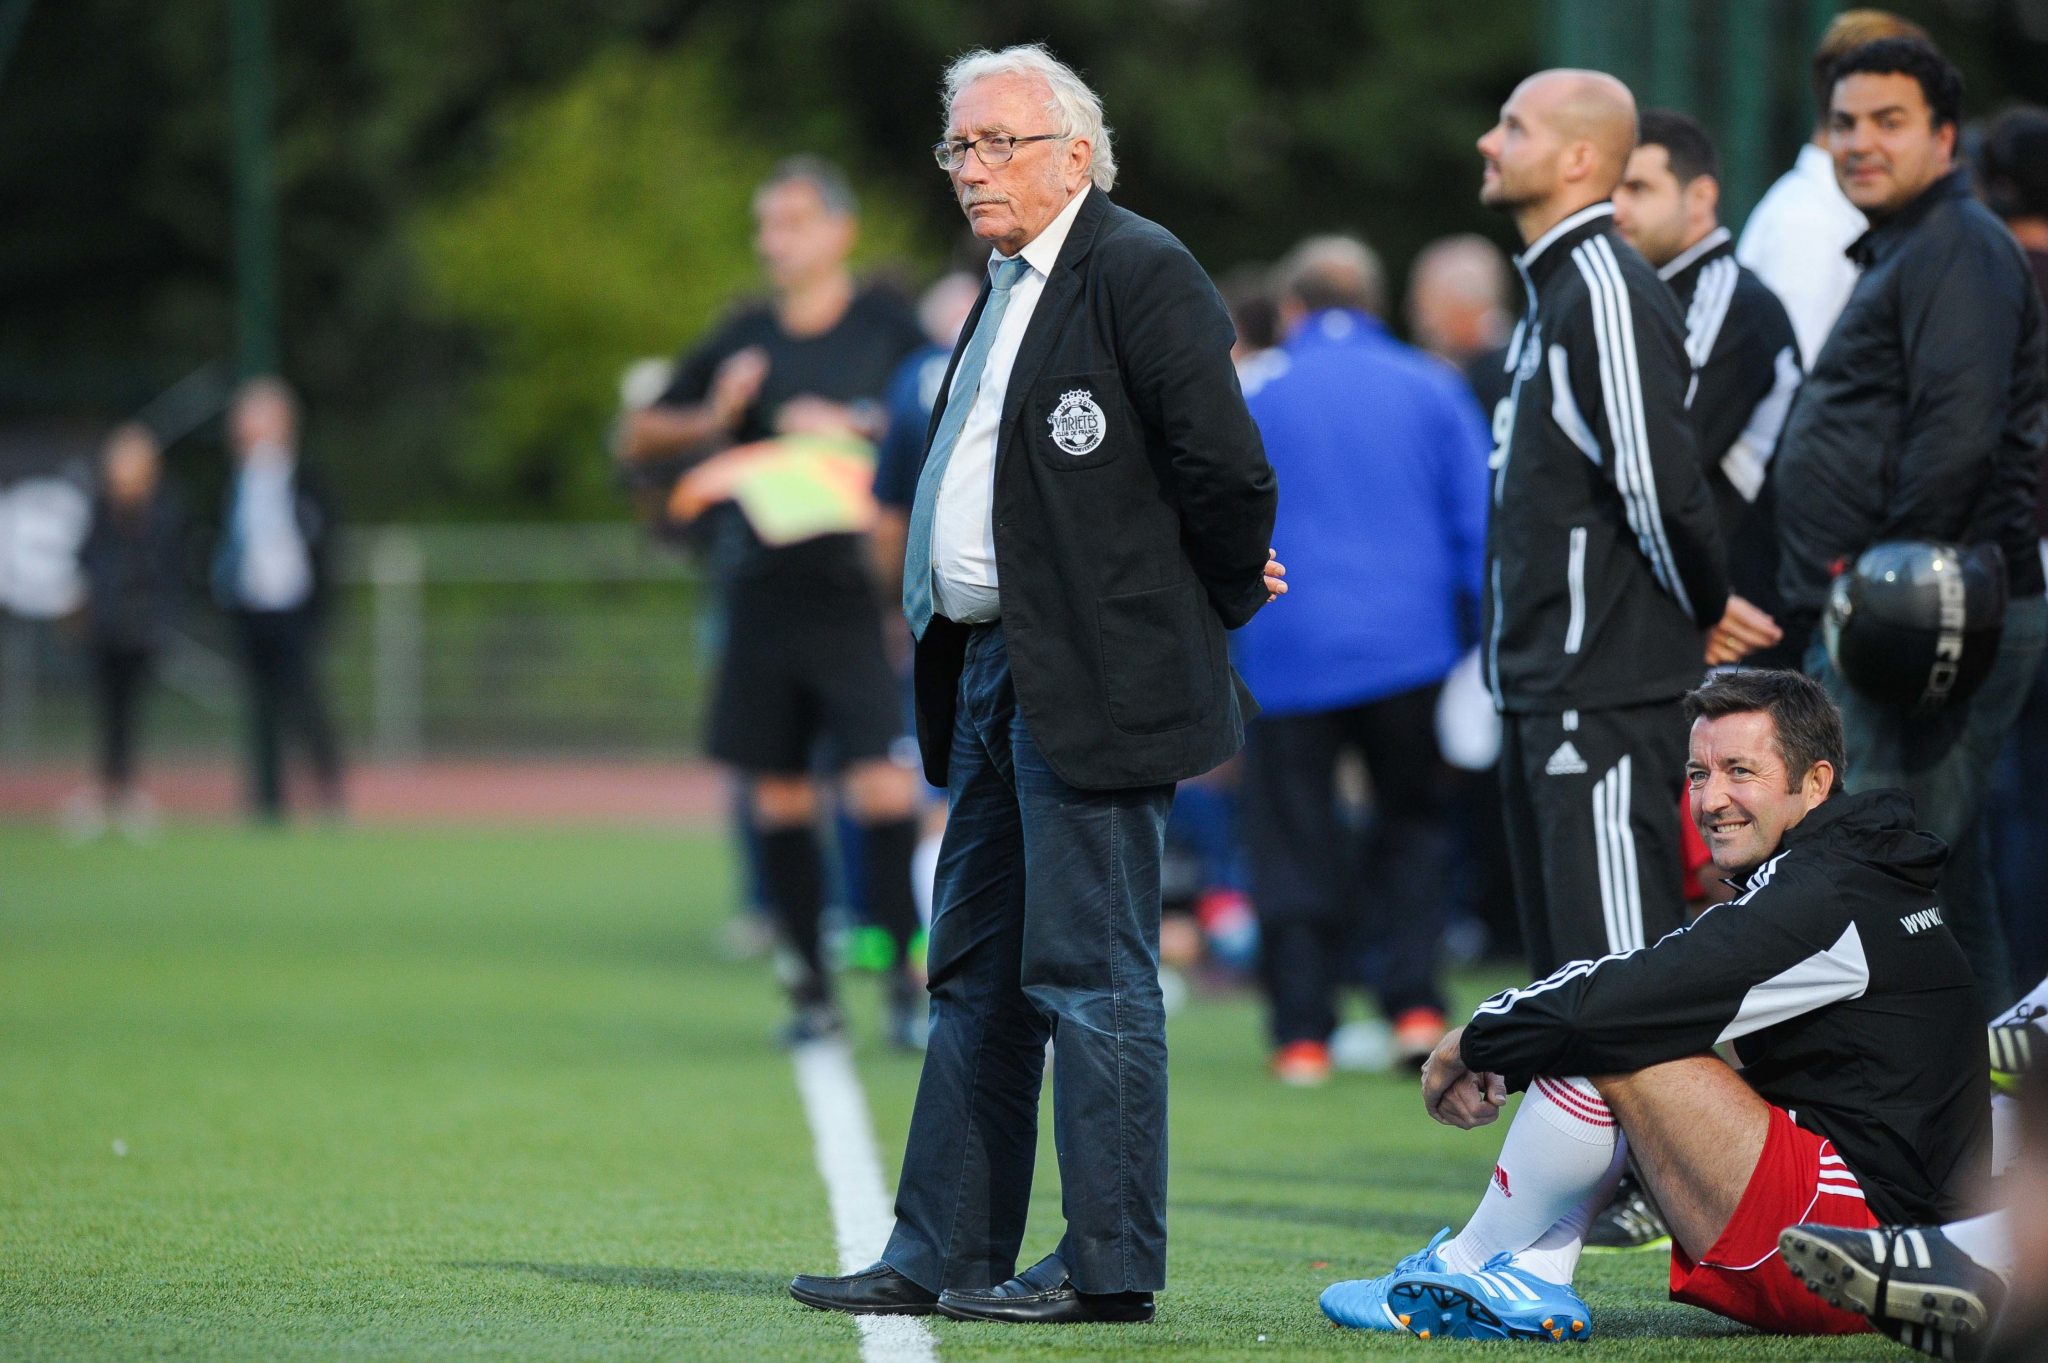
[0,826,1888,1361]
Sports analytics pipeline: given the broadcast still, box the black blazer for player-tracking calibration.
[912,190,1278,790]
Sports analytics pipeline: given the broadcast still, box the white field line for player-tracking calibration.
[791,1039,939,1363]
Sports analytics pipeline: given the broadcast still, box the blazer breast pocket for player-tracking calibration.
[1028,370,1126,471]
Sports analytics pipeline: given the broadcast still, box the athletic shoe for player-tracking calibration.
[1319,1228,1452,1330]
[59,789,107,844]
[1778,1223,2006,1340]
[1877,1319,1970,1362]
[1583,1172,1671,1251]
[718,912,777,962]
[884,974,928,1052]
[1989,1022,2035,1098]
[1385,1252,1593,1342]
[778,1001,847,1048]
[1272,1040,1333,1087]
[1393,1008,1449,1069]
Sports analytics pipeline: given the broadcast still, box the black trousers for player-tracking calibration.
[91,645,153,791]
[1240,683,1451,1045]
[234,608,342,818]
[1499,701,1688,977]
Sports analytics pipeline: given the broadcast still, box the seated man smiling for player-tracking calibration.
[1321,669,1988,1342]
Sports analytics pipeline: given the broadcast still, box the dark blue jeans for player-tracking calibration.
[1808,591,2048,1015]
[882,624,1174,1295]
[234,607,341,818]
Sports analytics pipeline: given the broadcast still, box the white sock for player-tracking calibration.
[1940,1211,2015,1282]
[1993,1093,2022,1176]
[1438,1076,1623,1281]
[1509,1139,1627,1285]
[911,832,941,927]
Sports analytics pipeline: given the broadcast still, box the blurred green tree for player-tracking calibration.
[1,0,2040,523]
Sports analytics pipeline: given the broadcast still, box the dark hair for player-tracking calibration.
[1637,108,1720,186]
[1980,106,2048,222]
[1810,9,1929,124]
[1220,266,1281,352]
[1682,670,1846,796]
[1828,38,1965,131]
[757,155,858,218]
[1276,234,1385,317]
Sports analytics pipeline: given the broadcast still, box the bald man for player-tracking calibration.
[1471,70,1783,1255]
[1473,73,1773,976]
[1407,233,1514,385]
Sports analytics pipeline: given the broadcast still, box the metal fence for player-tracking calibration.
[0,522,716,762]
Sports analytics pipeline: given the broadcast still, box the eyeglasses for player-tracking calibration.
[931,132,1066,171]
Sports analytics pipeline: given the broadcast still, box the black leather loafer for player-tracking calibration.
[789,1261,938,1315]
[936,1253,1155,1324]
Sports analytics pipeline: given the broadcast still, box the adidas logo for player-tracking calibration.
[1545,741,1588,776]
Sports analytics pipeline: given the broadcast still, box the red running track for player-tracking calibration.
[0,760,732,828]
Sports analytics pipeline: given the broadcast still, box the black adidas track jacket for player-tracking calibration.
[1482,203,1729,714]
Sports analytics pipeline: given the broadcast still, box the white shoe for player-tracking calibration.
[60,789,107,843]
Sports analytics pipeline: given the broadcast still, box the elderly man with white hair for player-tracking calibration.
[789,43,1282,1325]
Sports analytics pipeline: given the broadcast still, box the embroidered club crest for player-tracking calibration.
[1048,389,1107,456]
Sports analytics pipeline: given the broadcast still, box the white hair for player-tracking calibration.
[941,44,1117,192]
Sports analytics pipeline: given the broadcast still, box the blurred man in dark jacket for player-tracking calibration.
[1615,109,1803,667]
[73,423,183,836]
[1775,39,2048,1016]
[1235,234,1491,1082]
[212,377,343,822]
[1982,105,2048,994]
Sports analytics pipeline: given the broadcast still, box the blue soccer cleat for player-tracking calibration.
[1385,1252,1593,1342]
[1320,1228,1453,1331]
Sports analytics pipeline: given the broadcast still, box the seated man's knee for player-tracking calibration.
[1589,1054,1742,1108]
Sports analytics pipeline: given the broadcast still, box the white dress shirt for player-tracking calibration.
[234,446,314,611]
[930,184,1092,624]
[1736,143,1867,370]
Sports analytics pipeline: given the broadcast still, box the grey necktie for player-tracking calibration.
[902,255,1032,639]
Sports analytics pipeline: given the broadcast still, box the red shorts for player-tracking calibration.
[1679,791,1711,902]
[1668,1103,1878,1334]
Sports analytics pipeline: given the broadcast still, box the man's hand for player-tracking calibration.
[1705,594,1783,666]
[776,395,873,439]
[709,347,770,432]
[1420,1025,1509,1129]
[1264,548,1288,603]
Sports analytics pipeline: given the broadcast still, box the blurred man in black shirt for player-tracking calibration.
[622,158,928,1047]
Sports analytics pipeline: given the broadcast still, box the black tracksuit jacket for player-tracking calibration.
[1776,171,2048,630]
[1483,203,1729,714]
[1662,228,1802,647]
[1462,789,1989,1224]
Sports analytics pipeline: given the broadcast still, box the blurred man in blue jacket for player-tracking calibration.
[1236,235,1492,1083]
